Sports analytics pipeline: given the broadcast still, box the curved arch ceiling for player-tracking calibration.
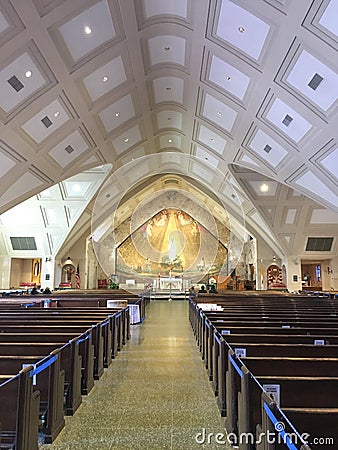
[0,0,337,261]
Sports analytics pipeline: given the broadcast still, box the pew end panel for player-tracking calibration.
[0,366,40,450]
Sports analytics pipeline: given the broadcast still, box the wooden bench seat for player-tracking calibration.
[0,350,64,445]
[190,295,338,450]
[226,353,338,447]
[259,393,338,450]
[0,367,40,450]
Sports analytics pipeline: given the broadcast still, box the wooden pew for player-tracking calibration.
[237,367,338,449]
[226,352,338,443]
[190,297,338,450]
[0,366,40,450]
[0,308,124,368]
[0,338,82,416]
[259,391,337,450]
[0,318,109,381]
[0,329,94,395]
[0,350,65,445]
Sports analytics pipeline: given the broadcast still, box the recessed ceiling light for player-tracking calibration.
[168,138,173,143]
[84,26,92,35]
[167,117,172,121]
[115,112,120,117]
[226,75,232,81]
[217,111,222,116]
[260,183,269,193]
[205,157,208,160]
[210,138,215,142]
[238,26,245,33]
[102,76,109,82]
[73,184,81,193]
[164,46,170,51]
[54,111,60,117]
[25,70,32,78]
[166,87,172,91]
[124,138,129,143]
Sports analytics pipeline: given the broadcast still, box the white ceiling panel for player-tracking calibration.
[248,180,278,196]
[286,50,338,112]
[319,0,338,37]
[144,0,188,19]
[0,151,17,177]
[0,172,43,208]
[310,208,338,224]
[0,53,46,113]
[240,154,260,168]
[191,161,214,184]
[216,0,270,60]
[42,206,67,227]
[156,110,183,131]
[63,181,92,198]
[126,163,151,185]
[153,76,184,105]
[159,134,182,150]
[209,55,250,101]
[82,56,127,102]
[48,130,90,167]
[294,171,338,208]
[194,146,219,168]
[248,129,288,168]
[22,99,71,143]
[202,93,237,132]
[284,208,297,224]
[160,152,183,166]
[56,0,116,63]
[112,125,142,155]
[320,148,338,182]
[148,35,186,67]
[120,147,145,165]
[197,124,227,155]
[265,98,312,143]
[0,11,9,33]
[99,94,135,134]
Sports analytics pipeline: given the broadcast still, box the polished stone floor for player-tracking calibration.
[40,300,230,449]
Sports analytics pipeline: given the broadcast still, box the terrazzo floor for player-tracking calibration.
[39,300,230,449]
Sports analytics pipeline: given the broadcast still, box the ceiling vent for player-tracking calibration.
[10,237,37,250]
[7,75,24,92]
[308,73,323,91]
[263,144,272,153]
[282,114,293,127]
[65,145,75,154]
[41,116,53,128]
[305,237,333,251]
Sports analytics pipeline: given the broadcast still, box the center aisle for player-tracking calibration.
[40,300,229,449]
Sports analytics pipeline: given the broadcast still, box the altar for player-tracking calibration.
[154,277,183,291]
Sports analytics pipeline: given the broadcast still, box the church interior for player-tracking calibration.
[0,0,336,295]
[0,0,337,448]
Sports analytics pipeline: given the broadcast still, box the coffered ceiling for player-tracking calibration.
[0,0,337,261]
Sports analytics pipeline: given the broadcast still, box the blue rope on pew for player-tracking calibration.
[30,354,58,378]
[214,333,221,345]
[229,354,243,378]
[263,402,300,450]
[77,334,91,344]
